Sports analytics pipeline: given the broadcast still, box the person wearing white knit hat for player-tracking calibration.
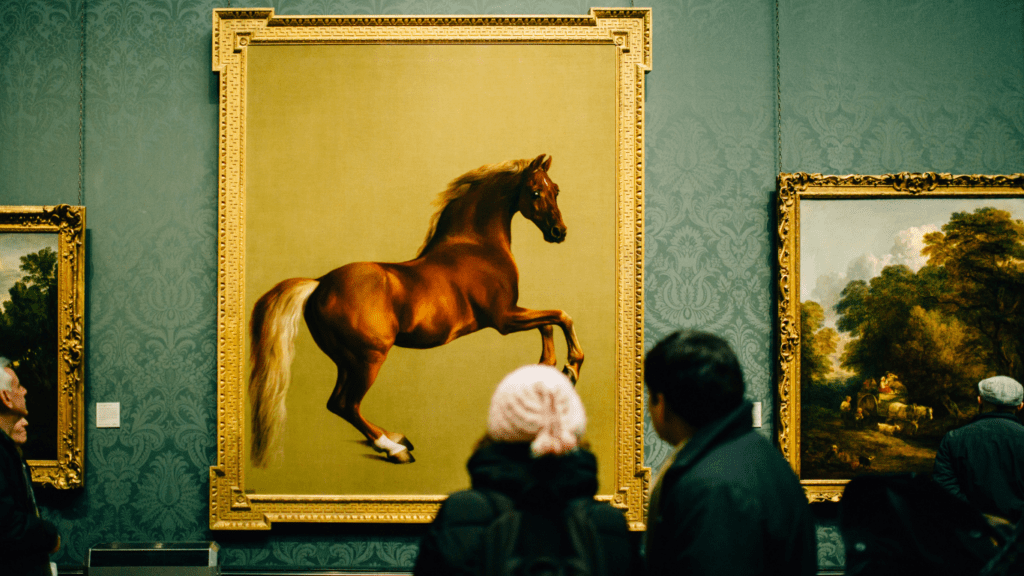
[934,375,1024,523]
[486,364,587,457]
[415,364,638,576]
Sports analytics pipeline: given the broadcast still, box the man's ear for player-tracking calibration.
[648,391,662,406]
[647,391,664,423]
[0,389,12,411]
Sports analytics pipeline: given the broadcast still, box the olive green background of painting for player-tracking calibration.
[2,0,1022,571]
[244,44,617,495]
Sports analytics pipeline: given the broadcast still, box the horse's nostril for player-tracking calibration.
[551,227,566,241]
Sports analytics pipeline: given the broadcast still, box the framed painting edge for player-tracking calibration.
[0,204,86,489]
[775,172,1024,502]
[211,8,651,529]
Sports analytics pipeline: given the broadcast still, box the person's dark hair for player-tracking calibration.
[644,330,745,428]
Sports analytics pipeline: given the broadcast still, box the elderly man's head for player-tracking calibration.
[977,376,1024,413]
[0,357,29,418]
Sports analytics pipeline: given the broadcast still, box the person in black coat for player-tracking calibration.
[0,358,61,576]
[414,364,638,576]
[933,375,1024,523]
[643,331,816,576]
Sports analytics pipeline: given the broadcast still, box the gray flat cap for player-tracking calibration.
[978,376,1024,407]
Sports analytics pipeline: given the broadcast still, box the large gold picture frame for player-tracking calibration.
[0,205,86,489]
[776,173,1024,502]
[211,9,651,529]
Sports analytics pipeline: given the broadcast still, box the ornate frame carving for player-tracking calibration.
[0,205,86,489]
[211,8,651,529]
[776,172,1024,502]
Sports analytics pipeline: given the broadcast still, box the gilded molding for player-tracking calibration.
[804,484,846,504]
[212,9,651,529]
[0,205,86,489]
[775,173,1024,501]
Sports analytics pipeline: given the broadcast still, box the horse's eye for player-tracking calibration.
[533,190,541,198]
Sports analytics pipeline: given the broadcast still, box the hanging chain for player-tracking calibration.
[774,0,782,176]
[77,0,86,206]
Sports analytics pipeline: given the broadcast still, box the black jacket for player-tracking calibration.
[933,411,1024,522]
[0,428,59,576]
[414,442,638,576]
[645,401,817,576]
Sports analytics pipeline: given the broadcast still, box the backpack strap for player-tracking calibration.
[563,499,608,576]
[479,491,529,576]
[476,489,517,527]
[478,490,514,514]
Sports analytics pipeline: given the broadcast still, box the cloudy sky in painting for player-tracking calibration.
[800,197,1024,328]
[0,233,58,305]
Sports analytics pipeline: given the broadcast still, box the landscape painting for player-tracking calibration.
[776,173,1024,500]
[0,232,59,461]
[0,205,85,489]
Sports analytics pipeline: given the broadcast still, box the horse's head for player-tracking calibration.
[517,154,566,243]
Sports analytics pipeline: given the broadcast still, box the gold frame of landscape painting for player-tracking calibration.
[0,205,86,489]
[211,9,651,529]
[776,173,1024,502]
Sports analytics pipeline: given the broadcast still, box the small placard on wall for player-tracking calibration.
[752,402,762,428]
[96,402,120,428]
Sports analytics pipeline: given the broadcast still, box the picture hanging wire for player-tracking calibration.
[774,0,782,175]
[77,0,86,207]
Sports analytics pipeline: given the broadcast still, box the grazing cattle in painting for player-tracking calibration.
[877,423,902,436]
[887,402,933,424]
[247,155,584,466]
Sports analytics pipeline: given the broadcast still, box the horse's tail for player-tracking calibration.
[249,278,319,468]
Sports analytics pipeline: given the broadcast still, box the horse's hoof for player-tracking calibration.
[387,449,415,464]
[386,432,415,451]
[562,365,579,385]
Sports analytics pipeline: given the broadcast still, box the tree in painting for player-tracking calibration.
[0,247,58,460]
[800,300,838,388]
[802,207,1024,479]
[922,208,1024,384]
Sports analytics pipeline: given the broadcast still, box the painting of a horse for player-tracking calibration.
[248,154,583,465]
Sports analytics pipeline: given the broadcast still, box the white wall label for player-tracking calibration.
[752,402,762,428]
[96,402,120,428]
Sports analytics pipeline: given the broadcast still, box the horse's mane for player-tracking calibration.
[416,158,532,257]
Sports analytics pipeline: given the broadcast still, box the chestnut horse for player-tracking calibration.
[248,154,584,465]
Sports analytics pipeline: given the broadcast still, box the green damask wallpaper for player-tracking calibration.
[0,0,1021,571]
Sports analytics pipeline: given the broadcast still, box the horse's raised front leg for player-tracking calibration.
[495,307,584,383]
[326,354,415,464]
[538,325,556,366]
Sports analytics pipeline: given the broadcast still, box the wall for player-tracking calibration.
[1,0,1021,571]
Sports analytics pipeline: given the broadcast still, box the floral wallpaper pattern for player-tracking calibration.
[1,0,1021,570]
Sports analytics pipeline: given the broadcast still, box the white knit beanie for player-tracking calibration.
[487,364,587,457]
